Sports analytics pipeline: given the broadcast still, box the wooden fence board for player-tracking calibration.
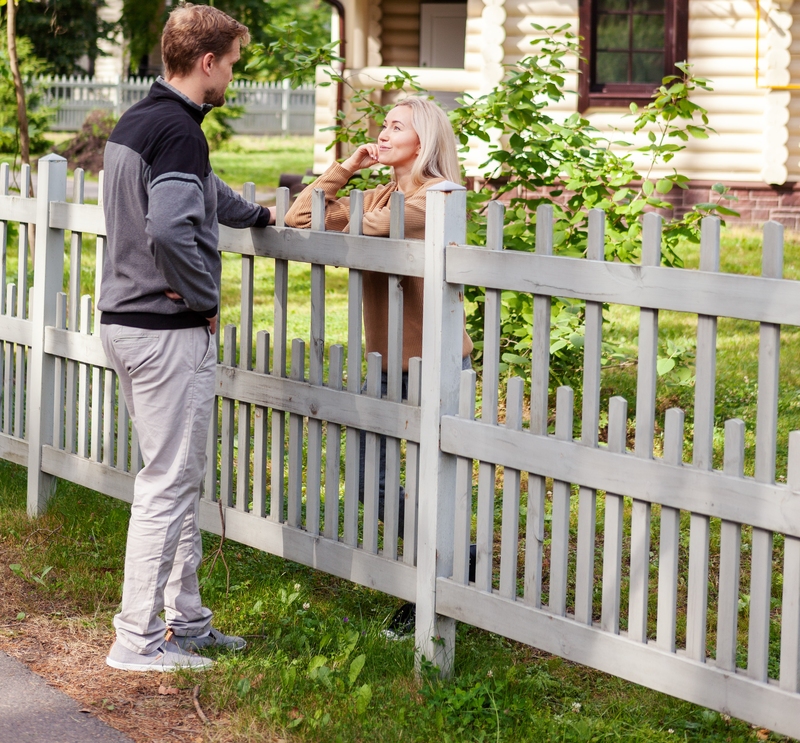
[445,245,800,326]
[575,210,604,625]
[717,418,744,671]
[749,222,783,682]
[49,200,104,234]
[225,225,426,277]
[0,314,30,346]
[549,386,574,616]
[525,204,553,609]
[440,417,800,538]
[601,397,627,635]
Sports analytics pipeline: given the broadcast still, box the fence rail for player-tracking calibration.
[4,154,800,738]
[36,76,315,136]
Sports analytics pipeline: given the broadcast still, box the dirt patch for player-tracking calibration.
[0,539,235,743]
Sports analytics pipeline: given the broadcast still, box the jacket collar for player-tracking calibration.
[150,76,212,124]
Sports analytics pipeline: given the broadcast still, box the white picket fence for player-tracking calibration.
[4,154,800,738]
[36,76,315,135]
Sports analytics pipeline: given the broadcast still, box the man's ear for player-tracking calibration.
[199,52,215,76]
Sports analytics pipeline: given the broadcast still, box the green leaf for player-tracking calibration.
[657,358,676,375]
[687,125,709,139]
[307,655,328,679]
[348,654,366,687]
[655,179,673,194]
[642,180,654,197]
[354,683,372,715]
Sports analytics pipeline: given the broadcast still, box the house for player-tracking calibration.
[312,0,800,228]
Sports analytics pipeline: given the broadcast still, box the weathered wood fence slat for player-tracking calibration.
[4,154,800,737]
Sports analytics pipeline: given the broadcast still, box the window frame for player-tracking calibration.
[578,0,689,112]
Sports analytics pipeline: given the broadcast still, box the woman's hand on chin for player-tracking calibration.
[341,143,380,173]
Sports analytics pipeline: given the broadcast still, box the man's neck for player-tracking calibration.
[164,75,204,106]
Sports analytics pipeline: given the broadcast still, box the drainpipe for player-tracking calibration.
[322,0,346,160]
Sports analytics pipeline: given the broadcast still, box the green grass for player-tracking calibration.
[210,136,315,194]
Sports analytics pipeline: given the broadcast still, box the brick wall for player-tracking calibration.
[659,181,800,231]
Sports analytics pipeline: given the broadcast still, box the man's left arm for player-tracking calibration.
[215,174,275,227]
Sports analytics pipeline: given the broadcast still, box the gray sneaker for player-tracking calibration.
[106,640,214,672]
[170,627,246,652]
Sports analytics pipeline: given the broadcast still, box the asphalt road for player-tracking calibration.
[0,651,133,743]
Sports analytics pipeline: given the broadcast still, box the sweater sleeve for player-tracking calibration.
[360,179,438,239]
[214,173,270,228]
[284,163,352,230]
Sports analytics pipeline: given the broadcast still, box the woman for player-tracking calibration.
[284,96,473,372]
[284,97,473,547]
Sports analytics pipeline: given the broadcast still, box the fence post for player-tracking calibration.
[281,78,290,135]
[26,154,67,516]
[416,182,467,677]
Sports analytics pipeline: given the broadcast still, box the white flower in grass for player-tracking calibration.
[302,602,311,610]
[294,583,301,592]
[571,702,581,713]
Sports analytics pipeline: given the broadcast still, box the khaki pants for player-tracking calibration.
[101,324,216,654]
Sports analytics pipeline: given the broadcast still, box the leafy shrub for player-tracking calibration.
[55,109,116,174]
[201,104,244,152]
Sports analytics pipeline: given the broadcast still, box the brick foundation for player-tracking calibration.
[647,181,800,231]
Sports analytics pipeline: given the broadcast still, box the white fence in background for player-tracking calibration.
[36,76,315,135]
[4,154,800,738]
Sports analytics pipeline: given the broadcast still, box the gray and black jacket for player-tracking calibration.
[99,77,269,329]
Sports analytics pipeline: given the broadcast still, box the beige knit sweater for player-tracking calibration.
[284,163,473,371]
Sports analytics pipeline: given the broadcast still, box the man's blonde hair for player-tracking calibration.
[392,97,461,187]
[162,2,250,78]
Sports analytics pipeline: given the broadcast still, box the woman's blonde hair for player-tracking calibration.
[392,97,461,187]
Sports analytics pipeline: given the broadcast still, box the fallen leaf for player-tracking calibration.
[158,684,179,695]
[78,708,92,714]
[757,729,770,741]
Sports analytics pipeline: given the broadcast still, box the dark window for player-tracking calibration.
[578,0,688,111]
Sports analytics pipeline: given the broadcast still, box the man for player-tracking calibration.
[99,2,274,672]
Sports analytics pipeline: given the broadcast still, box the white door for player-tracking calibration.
[419,3,467,69]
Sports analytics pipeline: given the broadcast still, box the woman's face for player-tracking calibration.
[377,106,420,170]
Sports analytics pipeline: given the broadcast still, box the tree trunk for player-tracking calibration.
[6,0,30,169]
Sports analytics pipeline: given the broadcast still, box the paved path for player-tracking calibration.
[0,651,133,743]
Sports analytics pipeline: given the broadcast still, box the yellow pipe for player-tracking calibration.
[755,0,800,90]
